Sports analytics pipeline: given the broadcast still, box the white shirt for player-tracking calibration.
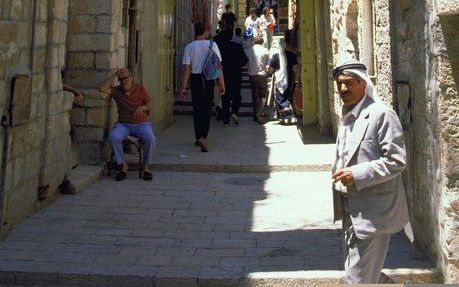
[183,40,222,74]
[334,96,367,193]
[244,44,270,76]
[259,14,275,29]
[245,16,260,38]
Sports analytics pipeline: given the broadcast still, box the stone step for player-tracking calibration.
[0,268,441,286]
[61,165,103,195]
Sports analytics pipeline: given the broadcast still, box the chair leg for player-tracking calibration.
[108,151,114,176]
[138,140,143,178]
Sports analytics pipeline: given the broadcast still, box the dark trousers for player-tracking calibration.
[249,75,268,117]
[190,73,215,140]
[222,75,242,124]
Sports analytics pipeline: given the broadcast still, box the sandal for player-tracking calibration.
[142,171,153,181]
[197,139,208,152]
[115,171,127,181]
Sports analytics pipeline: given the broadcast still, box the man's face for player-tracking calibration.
[335,74,366,106]
[119,74,133,91]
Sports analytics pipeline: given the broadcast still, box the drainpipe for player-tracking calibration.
[128,0,138,74]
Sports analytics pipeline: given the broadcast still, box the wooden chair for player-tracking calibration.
[107,136,144,178]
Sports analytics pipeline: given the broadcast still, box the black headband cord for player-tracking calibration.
[332,63,367,78]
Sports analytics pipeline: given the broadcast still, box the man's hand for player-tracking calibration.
[73,91,84,105]
[332,167,355,187]
[134,106,145,120]
[219,84,225,96]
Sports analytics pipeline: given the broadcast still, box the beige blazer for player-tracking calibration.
[332,96,409,239]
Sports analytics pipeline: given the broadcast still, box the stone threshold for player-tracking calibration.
[0,268,441,286]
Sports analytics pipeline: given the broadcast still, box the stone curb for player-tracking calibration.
[148,163,333,173]
[0,268,441,286]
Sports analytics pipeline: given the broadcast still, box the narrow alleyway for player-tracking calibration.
[0,114,436,285]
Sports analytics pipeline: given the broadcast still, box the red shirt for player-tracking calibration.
[110,84,151,124]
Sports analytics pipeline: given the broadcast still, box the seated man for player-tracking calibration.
[99,68,155,181]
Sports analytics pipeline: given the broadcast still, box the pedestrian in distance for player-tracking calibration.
[331,59,411,284]
[244,36,270,123]
[245,7,261,39]
[267,29,299,125]
[216,26,249,126]
[259,7,276,50]
[180,21,225,152]
[231,28,244,45]
[99,68,155,182]
[221,4,237,32]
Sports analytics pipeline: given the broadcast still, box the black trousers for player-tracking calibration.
[190,73,215,140]
[222,74,242,124]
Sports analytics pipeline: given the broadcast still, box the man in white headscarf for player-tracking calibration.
[331,59,410,283]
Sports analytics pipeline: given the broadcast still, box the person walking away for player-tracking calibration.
[244,36,270,123]
[99,68,155,181]
[331,59,411,284]
[180,21,225,152]
[221,4,237,32]
[217,27,249,126]
[231,28,244,45]
[259,7,276,50]
[267,30,299,125]
[245,8,261,39]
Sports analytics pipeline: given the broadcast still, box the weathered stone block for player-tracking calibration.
[73,126,104,142]
[95,52,116,70]
[77,142,104,165]
[79,90,110,107]
[38,0,48,21]
[65,69,108,89]
[0,51,5,78]
[16,22,29,48]
[19,50,30,68]
[96,15,112,33]
[33,48,46,72]
[69,0,112,15]
[13,156,25,188]
[0,17,16,39]
[48,92,64,114]
[70,107,86,126]
[10,0,22,20]
[67,52,94,69]
[35,23,47,47]
[68,34,114,52]
[69,15,96,33]
[50,0,69,20]
[87,107,107,126]
[47,69,63,94]
[6,49,19,70]
[63,91,74,111]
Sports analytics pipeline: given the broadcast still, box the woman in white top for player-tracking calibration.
[245,7,261,39]
[180,21,225,152]
[259,7,276,50]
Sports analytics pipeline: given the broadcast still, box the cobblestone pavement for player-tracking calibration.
[0,116,435,285]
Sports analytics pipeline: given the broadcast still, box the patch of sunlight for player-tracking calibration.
[250,172,340,232]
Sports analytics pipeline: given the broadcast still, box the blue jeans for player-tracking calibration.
[109,122,156,165]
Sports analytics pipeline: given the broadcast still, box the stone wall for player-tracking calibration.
[328,0,394,133]
[0,0,74,236]
[66,0,125,165]
[435,1,459,282]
